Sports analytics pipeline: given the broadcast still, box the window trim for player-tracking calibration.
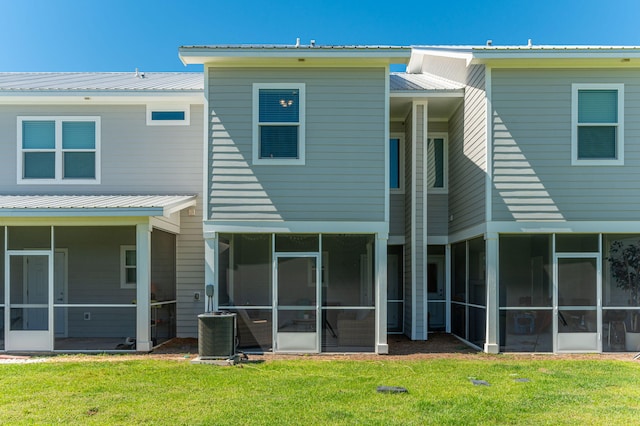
[252,83,306,165]
[17,116,101,184]
[427,132,449,194]
[571,83,624,166]
[120,245,137,290]
[390,133,405,194]
[146,104,191,126]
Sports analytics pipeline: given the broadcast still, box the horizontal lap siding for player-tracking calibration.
[491,68,640,221]
[390,193,405,235]
[0,104,204,195]
[427,194,448,236]
[449,65,486,234]
[208,68,386,222]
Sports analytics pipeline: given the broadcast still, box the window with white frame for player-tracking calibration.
[390,135,404,192]
[253,83,305,165]
[17,117,100,184]
[427,134,448,192]
[571,84,624,165]
[120,245,137,289]
[146,105,190,126]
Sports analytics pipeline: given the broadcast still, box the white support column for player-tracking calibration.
[484,232,499,354]
[136,223,152,352]
[445,243,452,333]
[204,231,218,312]
[375,233,389,354]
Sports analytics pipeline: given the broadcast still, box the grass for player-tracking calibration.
[0,356,639,425]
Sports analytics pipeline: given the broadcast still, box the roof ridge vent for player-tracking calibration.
[527,39,533,48]
[135,68,145,78]
[295,37,300,47]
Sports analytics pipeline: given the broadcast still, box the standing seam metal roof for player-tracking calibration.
[0,72,203,91]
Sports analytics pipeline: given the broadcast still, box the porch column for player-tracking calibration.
[484,232,499,353]
[204,231,217,312]
[136,223,152,352]
[375,233,389,354]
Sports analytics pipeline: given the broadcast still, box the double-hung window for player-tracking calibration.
[120,245,137,289]
[18,116,100,184]
[571,84,624,165]
[253,83,305,165]
[427,134,448,192]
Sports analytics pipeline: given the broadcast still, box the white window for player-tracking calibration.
[146,104,190,126]
[427,133,448,192]
[390,134,404,193]
[252,83,305,165]
[17,116,100,184]
[571,84,624,166]
[120,245,137,289]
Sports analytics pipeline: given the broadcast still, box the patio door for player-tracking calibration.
[5,252,53,351]
[555,255,601,352]
[274,254,320,353]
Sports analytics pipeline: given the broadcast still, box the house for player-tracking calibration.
[0,72,205,352]
[2,43,639,354]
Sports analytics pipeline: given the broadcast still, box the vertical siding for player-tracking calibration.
[208,67,386,222]
[491,68,640,221]
[448,64,486,234]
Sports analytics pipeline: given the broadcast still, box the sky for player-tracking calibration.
[1,0,639,72]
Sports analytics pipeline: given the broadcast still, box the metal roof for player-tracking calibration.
[180,44,409,50]
[0,72,203,92]
[0,195,197,217]
[390,72,464,92]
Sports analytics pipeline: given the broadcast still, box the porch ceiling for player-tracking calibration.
[0,194,197,217]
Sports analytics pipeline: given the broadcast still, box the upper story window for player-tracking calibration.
[146,105,190,126]
[253,83,305,165]
[571,84,624,166]
[390,135,404,193]
[17,117,100,184]
[427,134,448,192]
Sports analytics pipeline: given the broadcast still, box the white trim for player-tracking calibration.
[486,220,640,234]
[421,102,429,339]
[389,133,405,194]
[571,83,624,166]
[120,245,137,289]
[252,83,306,166]
[17,116,101,185]
[385,67,390,225]
[203,66,211,223]
[146,104,191,126]
[426,132,448,194]
[448,223,487,245]
[485,67,493,223]
[410,102,417,340]
[203,220,388,236]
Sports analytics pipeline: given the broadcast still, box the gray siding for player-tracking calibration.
[0,104,203,195]
[389,193,405,235]
[448,64,486,234]
[0,103,205,339]
[491,68,640,221]
[427,194,448,236]
[208,67,386,222]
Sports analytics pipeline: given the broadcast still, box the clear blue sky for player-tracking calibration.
[1,0,639,72]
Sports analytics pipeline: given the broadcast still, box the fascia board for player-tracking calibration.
[0,208,165,217]
[179,48,411,65]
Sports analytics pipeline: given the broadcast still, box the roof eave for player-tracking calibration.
[179,46,411,65]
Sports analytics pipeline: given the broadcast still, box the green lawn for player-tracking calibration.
[1,356,639,425]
